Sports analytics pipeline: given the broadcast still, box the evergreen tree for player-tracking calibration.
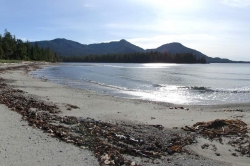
[0,46,3,59]
[0,29,61,62]
[2,29,16,59]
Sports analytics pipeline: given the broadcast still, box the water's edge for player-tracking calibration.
[30,63,250,105]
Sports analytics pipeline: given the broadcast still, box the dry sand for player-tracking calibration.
[0,104,99,166]
[0,63,99,165]
[1,63,250,165]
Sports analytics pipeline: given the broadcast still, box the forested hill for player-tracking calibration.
[147,42,206,59]
[30,38,241,63]
[30,39,144,56]
[31,39,203,58]
[0,30,60,62]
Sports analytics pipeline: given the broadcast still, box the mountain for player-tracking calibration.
[31,38,90,56]
[30,39,144,56]
[147,42,206,59]
[147,42,243,63]
[30,39,244,63]
[87,39,144,54]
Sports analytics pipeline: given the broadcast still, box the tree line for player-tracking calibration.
[0,29,61,62]
[62,51,207,64]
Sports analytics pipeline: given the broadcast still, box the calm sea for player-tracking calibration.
[30,63,250,105]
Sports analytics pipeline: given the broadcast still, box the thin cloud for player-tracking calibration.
[222,0,250,7]
[127,34,217,49]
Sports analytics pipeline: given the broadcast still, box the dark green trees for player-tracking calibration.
[1,30,16,59]
[62,51,207,64]
[0,29,61,62]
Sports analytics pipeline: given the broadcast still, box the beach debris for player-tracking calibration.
[201,144,217,152]
[231,115,245,119]
[0,69,198,166]
[201,143,210,149]
[170,107,188,110]
[231,153,238,157]
[182,119,250,157]
[130,161,136,166]
[215,152,221,156]
[224,109,243,112]
[211,144,217,151]
[229,137,250,157]
[66,104,80,109]
[149,124,164,130]
[181,119,248,139]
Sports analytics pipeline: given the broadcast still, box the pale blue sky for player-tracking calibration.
[1,0,250,60]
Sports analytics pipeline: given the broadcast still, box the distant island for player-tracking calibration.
[31,38,249,63]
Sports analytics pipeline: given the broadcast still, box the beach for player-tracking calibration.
[0,63,249,166]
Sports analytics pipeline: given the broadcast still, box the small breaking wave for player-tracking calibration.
[153,84,167,87]
[179,86,250,93]
[87,80,137,92]
[184,86,213,91]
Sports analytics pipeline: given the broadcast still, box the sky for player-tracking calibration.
[0,0,250,61]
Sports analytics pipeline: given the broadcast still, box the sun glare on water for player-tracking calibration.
[141,63,178,68]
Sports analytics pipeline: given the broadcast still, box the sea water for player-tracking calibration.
[30,63,250,105]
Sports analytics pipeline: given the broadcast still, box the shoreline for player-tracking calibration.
[0,63,99,166]
[30,62,250,106]
[11,65,250,129]
[0,63,250,165]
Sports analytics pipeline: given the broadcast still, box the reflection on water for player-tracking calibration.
[30,63,250,105]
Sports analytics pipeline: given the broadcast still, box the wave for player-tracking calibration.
[186,86,213,91]
[153,84,167,87]
[87,80,136,91]
[179,86,250,93]
[152,84,250,93]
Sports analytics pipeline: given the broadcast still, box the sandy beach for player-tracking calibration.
[0,63,250,166]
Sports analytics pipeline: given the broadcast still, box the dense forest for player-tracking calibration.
[0,29,61,62]
[62,51,207,64]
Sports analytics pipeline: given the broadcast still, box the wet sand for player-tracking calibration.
[0,63,249,166]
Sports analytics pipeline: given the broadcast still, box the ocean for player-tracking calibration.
[30,63,250,105]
